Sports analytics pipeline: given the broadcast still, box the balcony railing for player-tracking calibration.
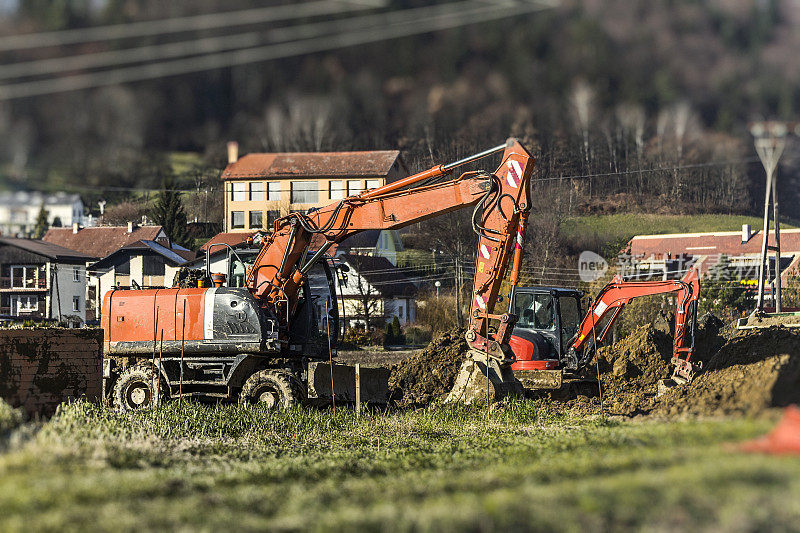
[0,277,47,290]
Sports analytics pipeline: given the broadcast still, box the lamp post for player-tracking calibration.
[751,121,790,313]
[434,280,441,300]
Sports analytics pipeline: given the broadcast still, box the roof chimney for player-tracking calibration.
[72,222,79,234]
[227,141,239,164]
[127,221,133,233]
[742,224,752,243]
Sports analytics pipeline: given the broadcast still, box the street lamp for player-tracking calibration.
[751,121,791,313]
[434,280,441,300]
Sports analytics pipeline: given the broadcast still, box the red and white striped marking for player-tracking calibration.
[516,223,524,249]
[474,293,487,310]
[506,159,523,188]
[479,244,492,259]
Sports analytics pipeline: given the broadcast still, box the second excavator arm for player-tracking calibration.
[563,268,701,383]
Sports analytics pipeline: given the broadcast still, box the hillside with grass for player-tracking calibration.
[562,214,796,249]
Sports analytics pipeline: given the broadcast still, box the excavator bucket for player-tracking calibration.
[446,351,524,404]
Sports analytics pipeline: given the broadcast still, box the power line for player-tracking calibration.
[0,0,497,81]
[48,156,753,196]
[540,157,760,183]
[0,0,552,100]
[0,0,384,52]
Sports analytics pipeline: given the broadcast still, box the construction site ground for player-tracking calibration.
[3,325,800,529]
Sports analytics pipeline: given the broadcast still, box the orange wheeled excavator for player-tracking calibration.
[508,268,702,388]
[102,139,534,410]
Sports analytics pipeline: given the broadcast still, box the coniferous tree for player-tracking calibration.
[32,203,49,239]
[151,177,191,249]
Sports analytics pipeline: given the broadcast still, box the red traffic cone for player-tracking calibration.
[739,405,800,455]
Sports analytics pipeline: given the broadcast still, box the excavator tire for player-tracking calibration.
[239,369,306,409]
[113,365,164,411]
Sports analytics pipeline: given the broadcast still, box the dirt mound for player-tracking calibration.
[595,325,673,415]
[537,318,726,417]
[693,313,725,363]
[388,329,468,407]
[656,327,800,417]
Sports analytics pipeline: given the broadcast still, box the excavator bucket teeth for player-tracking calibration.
[446,354,524,404]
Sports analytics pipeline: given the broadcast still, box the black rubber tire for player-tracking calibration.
[239,369,306,409]
[113,365,164,412]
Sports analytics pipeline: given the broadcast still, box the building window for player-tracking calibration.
[143,256,166,276]
[267,182,281,201]
[10,265,42,289]
[329,181,344,200]
[249,182,263,201]
[347,180,362,196]
[231,211,245,229]
[266,210,280,227]
[398,305,403,318]
[290,181,317,204]
[14,295,38,313]
[366,179,380,190]
[249,210,263,229]
[72,295,80,312]
[73,266,81,282]
[231,182,246,202]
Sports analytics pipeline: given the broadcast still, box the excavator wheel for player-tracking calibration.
[239,369,306,409]
[113,365,165,412]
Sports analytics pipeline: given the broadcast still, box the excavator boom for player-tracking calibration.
[246,139,534,349]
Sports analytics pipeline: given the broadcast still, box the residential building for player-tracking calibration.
[0,238,91,325]
[220,143,408,233]
[0,191,85,237]
[43,223,170,260]
[339,229,404,265]
[336,253,417,327]
[627,225,800,287]
[89,241,195,315]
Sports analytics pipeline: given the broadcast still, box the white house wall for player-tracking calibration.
[49,263,86,325]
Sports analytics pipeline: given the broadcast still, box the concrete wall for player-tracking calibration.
[0,328,103,416]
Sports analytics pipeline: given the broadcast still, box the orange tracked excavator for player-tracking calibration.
[102,139,534,410]
[508,269,702,389]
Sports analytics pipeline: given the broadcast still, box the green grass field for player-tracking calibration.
[561,213,796,243]
[1,400,799,531]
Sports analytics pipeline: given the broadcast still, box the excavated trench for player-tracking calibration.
[387,319,800,417]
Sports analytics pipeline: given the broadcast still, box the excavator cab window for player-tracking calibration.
[514,293,556,331]
[558,296,582,348]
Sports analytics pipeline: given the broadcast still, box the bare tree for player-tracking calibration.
[570,80,594,171]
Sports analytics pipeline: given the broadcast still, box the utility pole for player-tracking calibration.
[751,121,793,313]
[455,254,462,328]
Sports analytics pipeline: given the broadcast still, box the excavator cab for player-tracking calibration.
[509,288,583,370]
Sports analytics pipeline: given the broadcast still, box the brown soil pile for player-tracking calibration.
[655,327,800,417]
[388,329,468,407]
[594,324,673,415]
[536,317,724,417]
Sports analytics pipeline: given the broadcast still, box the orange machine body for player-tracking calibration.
[103,288,206,345]
[102,286,277,356]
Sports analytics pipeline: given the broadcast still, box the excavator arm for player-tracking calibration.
[564,268,701,383]
[245,139,534,362]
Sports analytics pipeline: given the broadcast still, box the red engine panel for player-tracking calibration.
[508,334,534,362]
[509,334,560,371]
